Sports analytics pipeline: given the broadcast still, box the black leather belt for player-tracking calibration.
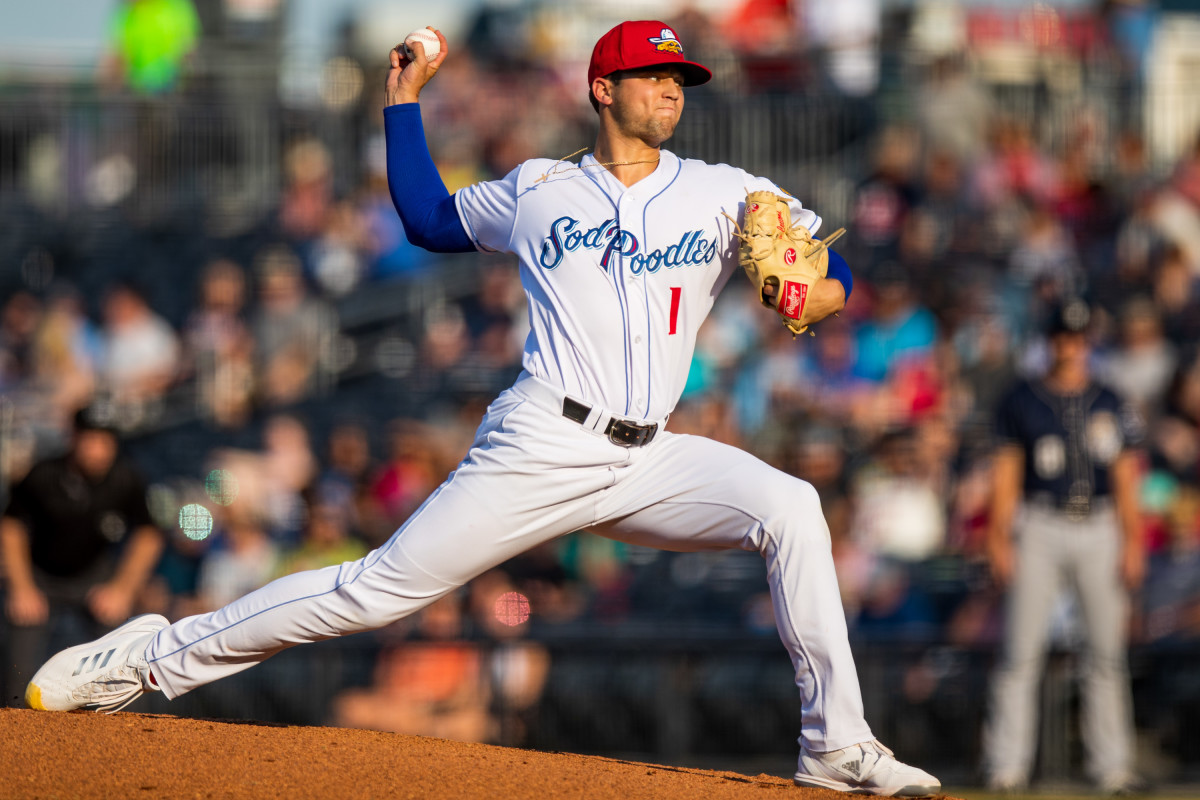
[562,397,659,448]
[1029,493,1112,521]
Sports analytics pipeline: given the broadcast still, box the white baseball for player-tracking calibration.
[403,28,441,61]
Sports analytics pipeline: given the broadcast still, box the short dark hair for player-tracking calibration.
[73,405,119,436]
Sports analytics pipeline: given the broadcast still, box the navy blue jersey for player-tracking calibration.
[3,454,154,578]
[995,380,1141,505]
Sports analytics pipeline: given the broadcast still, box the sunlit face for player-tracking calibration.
[1050,330,1090,371]
[73,429,118,479]
[600,66,686,146]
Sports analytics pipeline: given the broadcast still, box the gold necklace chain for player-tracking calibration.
[536,147,660,184]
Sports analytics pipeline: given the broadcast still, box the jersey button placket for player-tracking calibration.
[613,197,635,416]
[617,192,649,417]
[625,230,650,417]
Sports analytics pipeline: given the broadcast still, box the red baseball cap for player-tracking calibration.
[588,20,712,88]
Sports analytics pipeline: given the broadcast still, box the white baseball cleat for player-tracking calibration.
[25,613,167,713]
[794,739,941,796]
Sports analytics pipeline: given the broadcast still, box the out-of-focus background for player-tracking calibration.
[3,0,1200,791]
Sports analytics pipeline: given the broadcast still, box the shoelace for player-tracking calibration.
[74,666,146,714]
[866,740,895,758]
[97,686,145,714]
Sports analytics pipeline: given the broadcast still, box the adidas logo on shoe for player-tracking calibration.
[73,648,118,676]
[795,739,941,797]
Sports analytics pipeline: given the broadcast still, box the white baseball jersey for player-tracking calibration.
[455,149,820,422]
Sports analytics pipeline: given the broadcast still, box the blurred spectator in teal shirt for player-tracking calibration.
[854,264,938,383]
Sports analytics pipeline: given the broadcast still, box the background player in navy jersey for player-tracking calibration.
[983,299,1144,794]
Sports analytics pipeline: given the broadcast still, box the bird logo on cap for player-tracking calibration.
[648,27,683,54]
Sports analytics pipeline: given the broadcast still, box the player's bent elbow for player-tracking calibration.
[398,198,474,253]
[404,227,439,252]
[402,224,456,254]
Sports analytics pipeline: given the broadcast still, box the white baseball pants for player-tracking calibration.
[147,372,873,751]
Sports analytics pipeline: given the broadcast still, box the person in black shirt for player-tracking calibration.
[981,299,1144,794]
[1,408,163,706]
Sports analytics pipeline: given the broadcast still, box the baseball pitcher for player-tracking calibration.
[27,21,939,796]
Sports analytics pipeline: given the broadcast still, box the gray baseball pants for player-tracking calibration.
[983,503,1135,784]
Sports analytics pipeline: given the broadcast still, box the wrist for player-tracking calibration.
[386,90,420,107]
[106,576,138,594]
[12,579,40,594]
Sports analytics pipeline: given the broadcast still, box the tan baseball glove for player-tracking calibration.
[729,190,846,336]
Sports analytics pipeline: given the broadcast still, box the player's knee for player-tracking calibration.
[771,478,822,521]
[323,580,409,630]
[758,479,828,548]
[1084,652,1130,677]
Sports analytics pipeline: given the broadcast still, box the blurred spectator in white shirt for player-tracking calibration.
[850,427,947,563]
[98,282,180,411]
[1099,297,1177,419]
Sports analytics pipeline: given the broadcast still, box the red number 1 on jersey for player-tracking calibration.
[669,286,681,335]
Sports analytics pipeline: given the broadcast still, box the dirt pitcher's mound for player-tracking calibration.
[0,708,957,799]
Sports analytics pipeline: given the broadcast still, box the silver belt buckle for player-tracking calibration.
[605,418,657,447]
[1065,496,1090,521]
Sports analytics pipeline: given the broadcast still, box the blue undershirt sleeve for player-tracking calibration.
[383,103,474,253]
[826,249,853,300]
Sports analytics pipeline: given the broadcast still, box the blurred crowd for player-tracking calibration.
[4,0,1200,743]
